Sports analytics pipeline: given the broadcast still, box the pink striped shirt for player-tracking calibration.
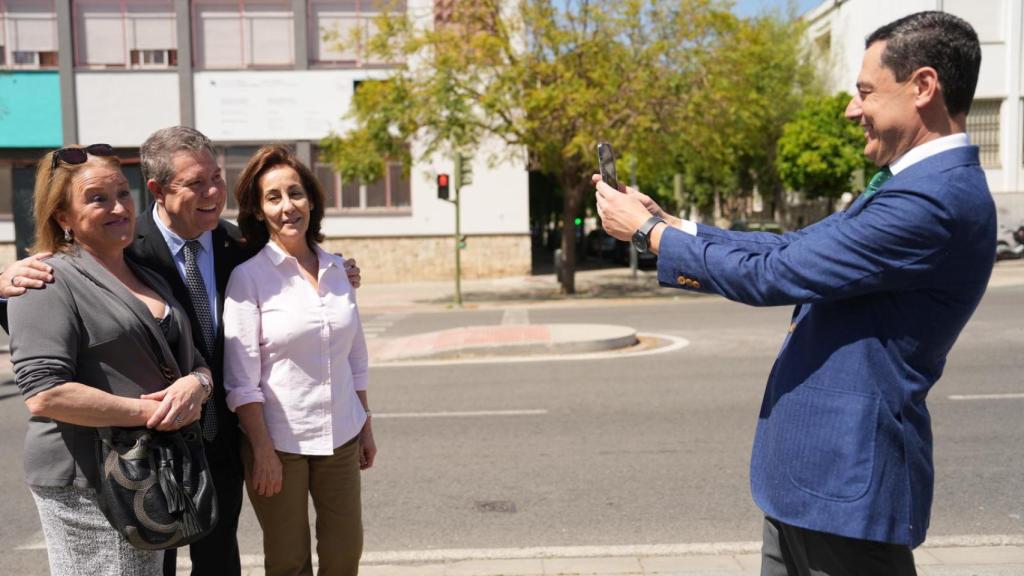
[223,241,368,455]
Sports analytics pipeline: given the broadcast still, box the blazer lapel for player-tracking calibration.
[67,248,181,378]
[131,205,197,325]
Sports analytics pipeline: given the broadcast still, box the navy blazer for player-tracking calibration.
[656,146,995,547]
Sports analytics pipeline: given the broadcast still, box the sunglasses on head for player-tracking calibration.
[50,144,116,170]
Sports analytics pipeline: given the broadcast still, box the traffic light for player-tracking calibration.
[459,154,473,187]
[437,173,450,200]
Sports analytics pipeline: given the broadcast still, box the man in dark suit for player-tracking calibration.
[596,12,992,576]
[1,127,360,575]
[133,126,250,576]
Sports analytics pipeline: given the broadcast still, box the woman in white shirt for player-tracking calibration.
[222,144,375,576]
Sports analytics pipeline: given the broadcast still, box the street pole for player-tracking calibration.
[674,173,684,220]
[453,154,463,307]
[629,157,638,278]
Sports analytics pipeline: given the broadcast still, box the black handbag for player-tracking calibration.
[94,422,218,550]
[90,285,219,550]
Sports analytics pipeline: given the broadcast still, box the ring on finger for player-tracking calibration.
[11,275,19,287]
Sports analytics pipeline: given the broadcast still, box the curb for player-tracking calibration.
[184,540,1024,575]
[370,324,637,363]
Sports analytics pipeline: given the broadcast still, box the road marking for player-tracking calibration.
[501,308,530,325]
[15,531,46,550]
[362,313,408,340]
[371,332,689,368]
[179,534,1024,569]
[376,409,547,419]
[949,393,1024,401]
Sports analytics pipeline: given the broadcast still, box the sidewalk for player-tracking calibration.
[356,260,1024,314]
[355,266,695,314]
[215,537,1024,575]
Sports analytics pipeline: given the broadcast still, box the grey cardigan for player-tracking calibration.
[9,248,207,487]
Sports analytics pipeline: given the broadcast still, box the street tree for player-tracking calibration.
[321,0,737,294]
[775,92,871,210]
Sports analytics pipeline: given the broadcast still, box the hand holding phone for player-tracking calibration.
[596,142,620,192]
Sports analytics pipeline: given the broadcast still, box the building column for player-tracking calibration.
[293,0,310,165]
[1006,0,1023,197]
[296,141,312,167]
[55,0,76,144]
[177,0,195,127]
[293,0,309,69]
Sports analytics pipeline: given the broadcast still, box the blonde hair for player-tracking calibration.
[32,149,122,254]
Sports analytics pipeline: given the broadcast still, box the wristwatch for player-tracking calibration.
[632,216,665,254]
[191,370,213,401]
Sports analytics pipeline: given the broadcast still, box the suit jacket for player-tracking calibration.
[126,206,256,462]
[9,248,207,488]
[656,146,995,547]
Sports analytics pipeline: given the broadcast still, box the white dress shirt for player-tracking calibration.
[151,204,219,333]
[222,241,368,455]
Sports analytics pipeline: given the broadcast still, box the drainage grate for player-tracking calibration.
[474,500,517,513]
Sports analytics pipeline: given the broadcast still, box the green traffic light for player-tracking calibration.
[574,217,582,226]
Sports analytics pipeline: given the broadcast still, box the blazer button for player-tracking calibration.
[691,280,701,289]
[677,276,687,285]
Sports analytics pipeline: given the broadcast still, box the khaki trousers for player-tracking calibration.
[242,436,363,576]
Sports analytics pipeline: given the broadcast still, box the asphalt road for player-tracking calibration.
[1,284,1021,572]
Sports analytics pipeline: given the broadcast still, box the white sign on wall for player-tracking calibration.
[194,70,375,141]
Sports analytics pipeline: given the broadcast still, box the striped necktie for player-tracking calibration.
[862,167,892,200]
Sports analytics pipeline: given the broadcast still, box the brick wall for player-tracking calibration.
[320,234,531,282]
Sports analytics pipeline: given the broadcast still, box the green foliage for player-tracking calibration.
[776,92,872,200]
[321,0,817,291]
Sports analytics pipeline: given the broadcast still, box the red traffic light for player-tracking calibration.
[437,173,450,200]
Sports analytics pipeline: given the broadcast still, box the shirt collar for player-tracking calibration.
[889,132,970,175]
[151,203,214,257]
[264,240,341,270]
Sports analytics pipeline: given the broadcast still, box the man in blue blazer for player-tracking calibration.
[597,12,993,575]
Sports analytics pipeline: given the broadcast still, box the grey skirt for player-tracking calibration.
[30,485,163,576]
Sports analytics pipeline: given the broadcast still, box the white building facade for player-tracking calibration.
[804,0,1024,228]
[0,0,531,281]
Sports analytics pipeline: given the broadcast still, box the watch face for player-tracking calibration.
[632,230,648,254]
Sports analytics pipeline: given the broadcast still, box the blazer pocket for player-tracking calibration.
[780,385,879,502]
[80,314,130,348]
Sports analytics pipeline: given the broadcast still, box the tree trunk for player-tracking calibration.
[773,184,788,228]
[558,176,583,295]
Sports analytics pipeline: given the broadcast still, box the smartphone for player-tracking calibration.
[596,142,620,191]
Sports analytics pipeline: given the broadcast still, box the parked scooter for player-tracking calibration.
[995,224,1024,261]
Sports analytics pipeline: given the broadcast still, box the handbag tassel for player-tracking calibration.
[178,491,203,538]
[157,445,187,515]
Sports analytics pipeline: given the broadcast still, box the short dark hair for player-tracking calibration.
[140,126,217,187]
[234,144,326,250]
[866,11,981,116]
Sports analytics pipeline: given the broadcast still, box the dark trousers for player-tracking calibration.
[163,454,245,576]
[761,517,918,576]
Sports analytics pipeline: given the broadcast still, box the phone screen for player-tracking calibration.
[597,142,620,191]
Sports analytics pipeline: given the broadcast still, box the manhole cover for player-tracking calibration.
[475,500,517,513]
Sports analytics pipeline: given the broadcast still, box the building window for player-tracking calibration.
[1,0,58,69]
[314,148,410,211]
[967,99,1000,168]
[309,0,405,66]
[73,0,177,69]
[194,0,293,69]
[214,145,261,212]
